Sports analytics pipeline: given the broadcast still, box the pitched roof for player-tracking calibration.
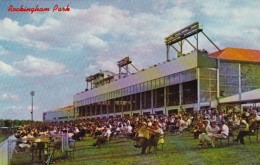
[209,47,260,62]
[58,105,74,110]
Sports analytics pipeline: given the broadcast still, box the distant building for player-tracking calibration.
[43,105,75,122]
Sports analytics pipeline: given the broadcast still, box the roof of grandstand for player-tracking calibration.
[209,47,260,62]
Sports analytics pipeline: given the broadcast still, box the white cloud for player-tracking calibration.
[0,56,68,77]
[200,1,260,49]
[84,64,98,76]
[84,59,118,76]
[14,55,68,76]
[0,93,19,101]
[0,4,194,52]
[0,61,16,75]
[1,2,259,75]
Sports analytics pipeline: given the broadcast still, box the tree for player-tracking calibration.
[4,120,12,127]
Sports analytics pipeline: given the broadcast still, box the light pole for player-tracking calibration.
[30,91,35,121]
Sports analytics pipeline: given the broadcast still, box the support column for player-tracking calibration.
[151,90,154,114]
[130,95,132,116]
[197,68,201,111]
[238,63,241,101]
[179,83,183,113]
[196,32,199,52]
[119,67,121,79]
[121,97,123,117]
[94,103,97,118]
[100,102,102,117]
[106,101,108,118]
[113,100,115,117]
[140,93,142,115]
[164,87,167,115]
[166,45,170,61]
[217,59,220,98]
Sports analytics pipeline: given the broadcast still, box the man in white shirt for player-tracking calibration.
[211,121,229,148]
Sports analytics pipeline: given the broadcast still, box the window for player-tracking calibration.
[143,82,147,91]
[165,76,170,86]
[147,81,152,90]
[167,85,179,106]
[152,79,156,89]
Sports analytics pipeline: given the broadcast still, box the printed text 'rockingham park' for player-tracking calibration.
[7,4,70,14]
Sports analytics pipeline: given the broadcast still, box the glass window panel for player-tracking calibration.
[226,76,239,85]
[156,79,160,88]
[191,69,197,80]
[185,70,191,81]
[160,77,164,87]
[220,75,225,85]
[147,81,152,90]
[136,84,140,93]
[169,75,174,85]
[210,69,217,79]
[174,74,180,84]
[127,87,131,95]
[165,76,170,86]
[143,82,147,91]
[180,72,186,82]
[152,80,156,89]
[123,88,126,96]
[200,79,210,91]
[210,80,217,91]
[211,92,217,101]
[140,83,143,92]
[200,91,210,102]
[133,85,137,93]
[200,68,209,79]
[119,90,122,97]
[130,86,133,94]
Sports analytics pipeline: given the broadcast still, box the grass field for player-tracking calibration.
[0,134,11,143]
[11,132,260,165]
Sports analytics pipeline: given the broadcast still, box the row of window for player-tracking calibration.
[75,69,197,107]
[77,82,198,117]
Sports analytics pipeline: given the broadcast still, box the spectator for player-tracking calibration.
[211,121,229,148]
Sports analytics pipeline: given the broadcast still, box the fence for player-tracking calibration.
[0,135,16,165]
[0,133,69,165]
[61,132,69,153]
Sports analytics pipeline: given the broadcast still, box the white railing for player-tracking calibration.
[0,133,70,165]
[0,135,16,165]
[61,132,69,153]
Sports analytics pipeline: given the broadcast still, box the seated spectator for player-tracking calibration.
[178,116,188,132]
[211,121,229,148]
[194,120,205,139]
[255,113,260,121]
[234,117,257,145]
[92,126,111,147]
[198,121,219,146]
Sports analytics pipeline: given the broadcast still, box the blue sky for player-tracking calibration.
[0,0,259,120]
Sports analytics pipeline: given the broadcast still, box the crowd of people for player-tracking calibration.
[13,106,260,154]
[192,106,260,147]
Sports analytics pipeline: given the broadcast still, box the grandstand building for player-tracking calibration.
[73,22,260,118]
[43,105,75,122]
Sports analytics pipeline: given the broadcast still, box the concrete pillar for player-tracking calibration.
[197,67,200,111]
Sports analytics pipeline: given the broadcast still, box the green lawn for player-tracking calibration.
[0,133,11,143]
[11,132,260,165]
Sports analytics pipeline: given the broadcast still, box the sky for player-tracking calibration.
[0,0,259,121]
